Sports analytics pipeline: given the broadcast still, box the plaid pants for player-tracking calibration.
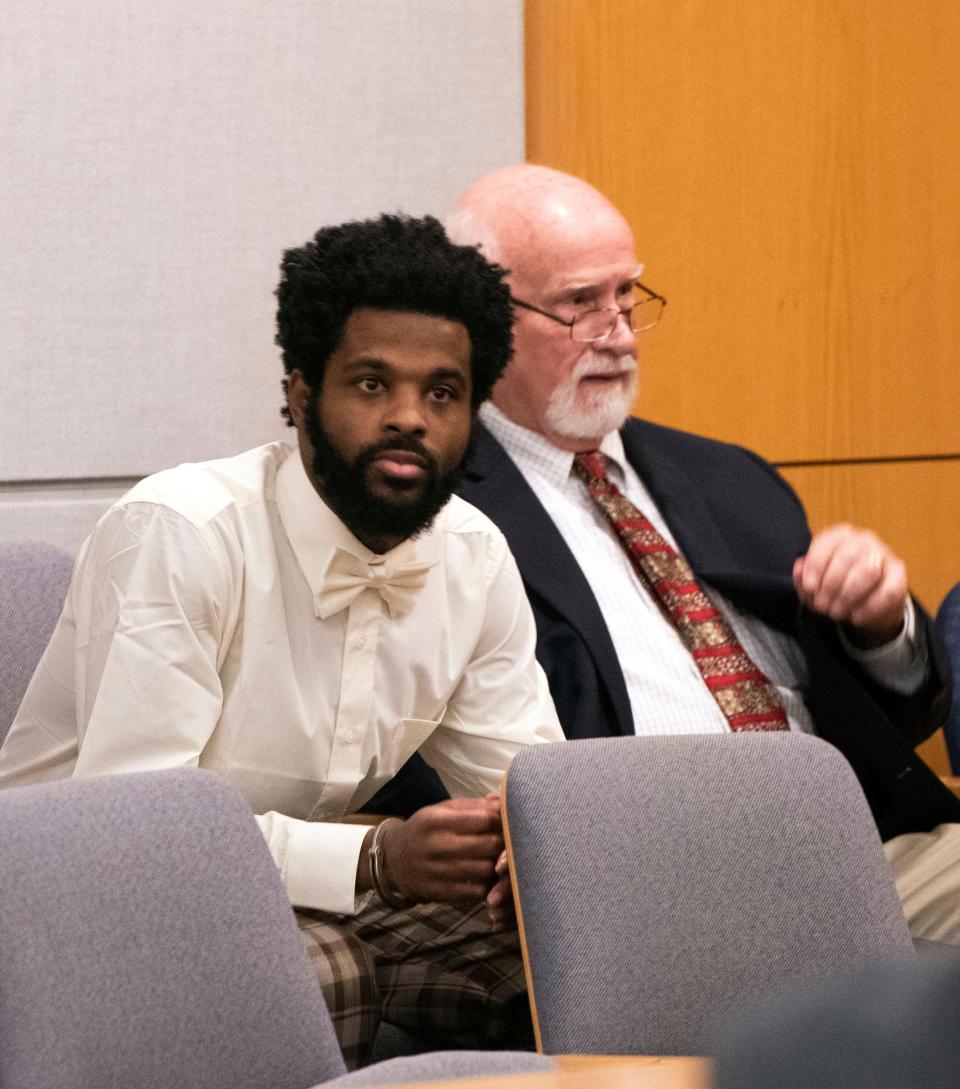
[296,899,532,1069]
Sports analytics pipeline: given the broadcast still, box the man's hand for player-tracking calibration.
[792,523,908,648]
[485,848,516,932]
[382,794,504,906]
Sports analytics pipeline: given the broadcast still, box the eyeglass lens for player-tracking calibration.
[571,287,664,342]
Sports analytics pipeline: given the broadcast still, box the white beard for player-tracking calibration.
[543,350,638,442]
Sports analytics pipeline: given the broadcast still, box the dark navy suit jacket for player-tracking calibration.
[376,417,958,841]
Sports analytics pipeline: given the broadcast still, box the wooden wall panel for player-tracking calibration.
[526,0,960,465]
[527,1,960,775]
[779,459,960,617]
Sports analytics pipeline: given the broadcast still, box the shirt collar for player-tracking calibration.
[478,401,629,488]
[274,445,439,596]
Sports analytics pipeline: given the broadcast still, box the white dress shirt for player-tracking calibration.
[0,442,562,914]
[478,403,925,737]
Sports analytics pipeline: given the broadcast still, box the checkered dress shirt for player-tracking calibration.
[479,403,924,738]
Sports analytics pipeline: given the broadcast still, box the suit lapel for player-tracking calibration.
[620,419,797,618]
[620,419,736,579]
[461,418,799,737]
[460,425,635,736]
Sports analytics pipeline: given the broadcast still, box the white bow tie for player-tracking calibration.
[315,547,435,620]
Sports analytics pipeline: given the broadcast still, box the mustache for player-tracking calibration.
[356,435,438,472]
[572,351,637,379]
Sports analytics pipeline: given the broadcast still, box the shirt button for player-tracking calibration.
[354,634,366,649]
[344,729,357,744]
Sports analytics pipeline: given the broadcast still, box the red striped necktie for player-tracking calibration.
[573,451,788,732]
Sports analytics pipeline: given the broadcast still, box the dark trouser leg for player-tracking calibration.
[357,900,532,1050]
[295,900,531,1068]
[296,908,381,1070]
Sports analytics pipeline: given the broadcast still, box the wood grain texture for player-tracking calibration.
[921,733,953,780]
[526,1,960,464]
[779,458,960,616]
[392,1057,712,1089]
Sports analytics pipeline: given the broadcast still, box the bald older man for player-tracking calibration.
[434,164,959,945]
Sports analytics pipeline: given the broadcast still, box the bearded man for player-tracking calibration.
[438,164,958,950]
[0,213,561,1066]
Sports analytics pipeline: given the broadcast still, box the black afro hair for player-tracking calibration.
[275,213,513,423]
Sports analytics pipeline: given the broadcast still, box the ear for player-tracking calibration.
[286,370,311,430]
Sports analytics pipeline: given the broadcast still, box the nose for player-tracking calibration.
[603,308,636,355]
[383,389,427,437]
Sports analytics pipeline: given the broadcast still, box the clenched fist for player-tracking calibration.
[793,523,908,647]
[381,794,504,905]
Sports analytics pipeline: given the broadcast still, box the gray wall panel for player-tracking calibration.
[1,0,524,529]
[0,483,131,555]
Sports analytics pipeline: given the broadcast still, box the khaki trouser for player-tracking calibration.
[885,822,960,947]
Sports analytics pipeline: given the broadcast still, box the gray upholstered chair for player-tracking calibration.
[0,769,345,1089]
[0,540,73,743]
[321,1049,555,1088]
[713,954,960,1089]
[502,733,914,1057]
[0,769,555,1089]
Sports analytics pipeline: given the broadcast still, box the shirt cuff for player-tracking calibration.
[256,811,373,914]
[837,597,928,696]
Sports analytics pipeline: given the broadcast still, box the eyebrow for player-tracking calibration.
[341,358,469,385]
[547,266,645,303]
[550,282,602,302]
[341,355,389,372]
[425,366,469,387]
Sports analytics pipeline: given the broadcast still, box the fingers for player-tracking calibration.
[402,856,498,904]
[423,796,502,836]
[486,872,516,931]
[793,524,908,643]
[383,798,506,906]
[410,800,504,860]
[409,798,503,855]
[494,849,509,877]
[436,859,500,899]
[422,832,503,861]
[794,530,885,618]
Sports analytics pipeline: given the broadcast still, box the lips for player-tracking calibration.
[371,449,429,480]
[574,351,637,386]
[580,370,630,384]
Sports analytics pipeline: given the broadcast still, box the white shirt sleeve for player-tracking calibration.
[5,502,375,916]
[68,503,229,775]
[418,533,563,797]
[0,503,230,783]
[256,811,373,915]
[836,598,928,696]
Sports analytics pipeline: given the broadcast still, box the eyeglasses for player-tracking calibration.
[510,280,667,343]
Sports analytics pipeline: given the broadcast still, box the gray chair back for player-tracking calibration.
[713,955,960,1089]
[0,769,347,1089]
[503,733,914,1056]
[0,540,74,743]
[322,1050,556,1088]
